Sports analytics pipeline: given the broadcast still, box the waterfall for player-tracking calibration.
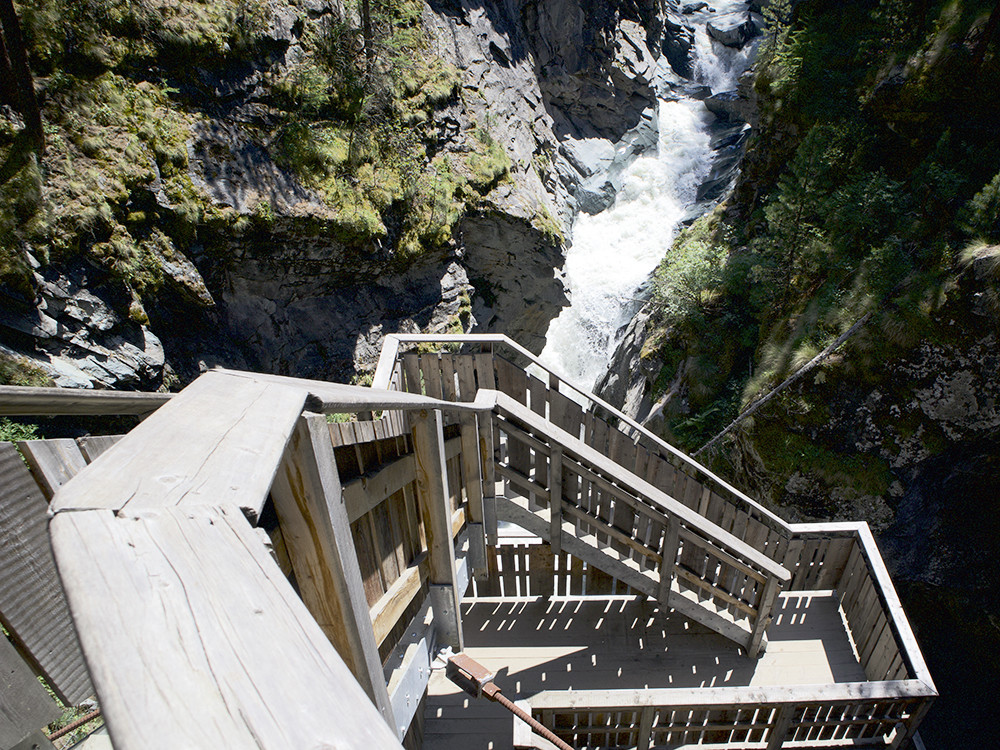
[538,0,759,389]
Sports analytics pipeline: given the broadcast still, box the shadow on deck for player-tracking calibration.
[424,592,863,748]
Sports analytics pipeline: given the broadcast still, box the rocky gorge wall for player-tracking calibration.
[1,0,676,388]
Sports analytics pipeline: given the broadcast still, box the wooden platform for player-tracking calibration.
[423,591,864,749]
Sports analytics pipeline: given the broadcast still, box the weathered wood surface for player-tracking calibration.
[495,393,788,584]
[50,371,309,518]
[270,415,395,724]
[18,438,88,500]
[0,443,93,706]
[0,385,170,416]
[426,594,879,750]
[75,434,123,462]
[217,368,494,415]
[412,409,463,650]
[0,631,62,748]
[50,504,404,749]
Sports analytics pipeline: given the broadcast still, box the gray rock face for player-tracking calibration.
[0,261,165,389]
[707,14,762,49]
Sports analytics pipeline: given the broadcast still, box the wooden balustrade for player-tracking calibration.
[491,392,790,656]
[514,680,937,750]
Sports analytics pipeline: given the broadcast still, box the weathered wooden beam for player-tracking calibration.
[0,444,92,706]
[0,629,61,748]
[482,414,498,546]
[270,415,395,727]
[766,705,794,750]
[548,447,563,555]
[50,371,308,520]
[0,385,169,416]
[50,505,404,749]
[410,409,463,650]
[460,413,486,575]
[657,516,680,606]
[17,439,87,500]
[370,555,427,647]
[748,574,783,658]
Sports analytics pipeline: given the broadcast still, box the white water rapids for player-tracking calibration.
[538,0,760,389]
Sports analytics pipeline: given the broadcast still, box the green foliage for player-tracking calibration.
[0,418,41,443]
[652,212,726,323]
[961,170,1000,240]
[0,352,53,387]
[643,0,1000,494]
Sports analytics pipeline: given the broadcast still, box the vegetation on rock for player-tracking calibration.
[643,0,1000,517]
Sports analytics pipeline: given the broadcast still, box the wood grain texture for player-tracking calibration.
[0,630,61,747]
[270,415,395,725]
[50,371,308,518]
[17,439,88,500]
[0,386,169,416]
[50,505,404,750]
[0,443,92,705]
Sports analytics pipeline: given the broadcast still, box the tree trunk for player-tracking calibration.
[361,0,374,65]
[0,0,44,153]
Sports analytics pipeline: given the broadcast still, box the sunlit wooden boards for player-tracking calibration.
[0,631,61,748]
[0,443,92,705]
[50,504,404,749]
[49,371,309,519]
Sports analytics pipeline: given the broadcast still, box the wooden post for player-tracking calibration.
[636,705,655,750]
[766,705,794,750]
[889,700,933,749]
[460,413,487,577]
[411,409,464,651]
[748,574,782,658]
[657,516,680,606]
[270,415,396,728]
[549,447,563,555]
[481,412,499,547]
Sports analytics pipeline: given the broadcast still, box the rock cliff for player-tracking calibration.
[1,0,670,387]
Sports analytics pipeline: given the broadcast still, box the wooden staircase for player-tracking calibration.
[491,392,789,656]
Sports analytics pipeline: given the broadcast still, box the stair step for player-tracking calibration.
[496,494,760,653]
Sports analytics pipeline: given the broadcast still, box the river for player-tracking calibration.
[538,0,760,389]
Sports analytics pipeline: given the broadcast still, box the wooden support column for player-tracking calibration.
[748,574,782,658]
[766,705,794,750]
[270,414,396,728]
[657,516,680,605]
[636,705,655,750]
[460,413,487,577]
[411,409,464,651]
[548,447,563,555]
[481,412,499,547]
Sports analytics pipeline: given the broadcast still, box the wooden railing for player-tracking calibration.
[492,392,789,656]
[514,680,936,750]
[512,522,934,750]
[36,369,496,749]
[373,335,935,748]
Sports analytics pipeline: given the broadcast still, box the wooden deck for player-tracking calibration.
[424,591,864,749]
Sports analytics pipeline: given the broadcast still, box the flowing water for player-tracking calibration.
[538,0,760,389]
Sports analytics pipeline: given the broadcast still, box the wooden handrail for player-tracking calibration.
[0,385,171,416]
[495,393,790,584]
[372,333,788,531]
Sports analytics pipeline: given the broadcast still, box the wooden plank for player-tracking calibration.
[0,443,93,705]
[50,371,308,519]
[0,385,169,416]
[50,505,404,749]
[402,354,422,395]
[529,544,555,598]
[370,556,428,646]
[411,409,463,650]
[76,434,123,462]
[549,448,563,555]
[18,439,88,500]
[0,631,62,748]
[454,355,477,402]
[270,415,395,724]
